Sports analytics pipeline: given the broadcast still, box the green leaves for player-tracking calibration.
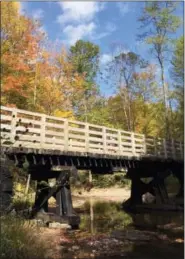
[69,40,100,122]
[171,36,184,84]
[138,2,182,139]
[70,40,100,82]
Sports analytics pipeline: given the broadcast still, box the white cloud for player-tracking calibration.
[100,54,112,65]
[63,22,96,45]
[105,22,117,33]
[19,3,44,21]
[92,32,110,40]
[91,22,117,40]
[116,2,129,16]
[57,2,105,25]
[32,9,44,20]
[56,2,111,45]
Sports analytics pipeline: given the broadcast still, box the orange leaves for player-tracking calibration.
[41,51,50,60]
[3,74,28,96]
[1,2,44,107]
[6,103,17,108]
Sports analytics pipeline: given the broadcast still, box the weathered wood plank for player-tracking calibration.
[106,132,118,138]
[121,142,133,147]
[89,143,103,149]
[89,137,103,143]
[68,126,86,133]
[69,141,86,147]
[1,124,11,131]
[1,115,12,121]
[46,130,64,137]
[88,130,103,136]
[106,139,119,145]
[17,117,42,125]
[17,135,41,142]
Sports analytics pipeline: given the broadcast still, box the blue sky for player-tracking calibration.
[20,1,184,96]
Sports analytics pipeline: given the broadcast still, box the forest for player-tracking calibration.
[1,1,184,142]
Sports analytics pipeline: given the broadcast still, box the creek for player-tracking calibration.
[60,196,184,259]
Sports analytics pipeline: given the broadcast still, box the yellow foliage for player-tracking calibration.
[30,46,86,116]
[53,109,74,119]
[14,182,25,193]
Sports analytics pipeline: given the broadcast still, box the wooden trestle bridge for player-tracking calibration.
[0,106,184,227]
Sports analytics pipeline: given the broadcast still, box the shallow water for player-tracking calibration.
[63,198,184,259]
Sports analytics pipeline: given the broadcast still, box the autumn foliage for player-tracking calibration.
[1,2,86,117]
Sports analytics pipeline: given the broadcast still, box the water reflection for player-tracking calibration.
[79,199,133,234]
[77,199,183,236]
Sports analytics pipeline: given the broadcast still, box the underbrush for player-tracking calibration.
[0,216,48,259]
[71,171,130,189]
[92,174,130,188]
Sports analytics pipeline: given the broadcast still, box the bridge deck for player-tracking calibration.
[1,106,184,161]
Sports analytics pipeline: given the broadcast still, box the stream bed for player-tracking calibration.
[59,197,184,259]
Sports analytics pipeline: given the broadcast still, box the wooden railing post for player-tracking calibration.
[143,135,146,155]
[85,124,89,153]
[171,139,176,159]
[154,137,157,156]
[163,139,167,159]
[131,132,136,156]
[11,108,17,144]
[40,114,46,149]
[179,142,183,160]
[118,130,122,156]
[64,120,69,151]
[102,127,107,154]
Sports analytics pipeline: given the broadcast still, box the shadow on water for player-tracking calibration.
[63,198,184,259]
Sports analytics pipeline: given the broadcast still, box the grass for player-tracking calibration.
[0,216,49,259]
[80,200,132,233]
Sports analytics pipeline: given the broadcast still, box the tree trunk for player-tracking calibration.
[160,60,170,139]
[90,198,94,234]
[88,170,92,183]
[25,174,31,196]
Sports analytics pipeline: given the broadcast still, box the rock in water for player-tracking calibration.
[142,192,155,204]
[48,222,71,229]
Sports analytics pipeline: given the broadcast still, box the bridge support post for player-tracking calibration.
[31,169,80,228]
[130,176,143,205]
[56,181,80,228]
[123,168,172,211]
[34,180,49,213]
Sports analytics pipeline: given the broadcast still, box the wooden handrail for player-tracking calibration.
[0,106,183,160]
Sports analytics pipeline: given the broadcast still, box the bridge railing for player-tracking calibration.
[0,106,184,160]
